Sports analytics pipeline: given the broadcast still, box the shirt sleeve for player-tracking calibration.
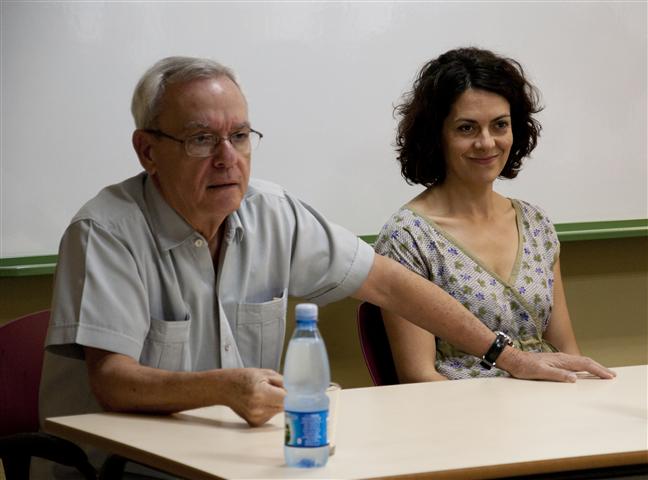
[46,219,150,360]
[283,193,375,305]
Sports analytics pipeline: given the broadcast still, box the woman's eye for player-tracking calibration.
[495,120,510,129]
[458,124,474,133]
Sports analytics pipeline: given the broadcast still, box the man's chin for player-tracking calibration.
[205,194,243,213]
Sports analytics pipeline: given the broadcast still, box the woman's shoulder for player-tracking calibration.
[511,199,559,254]
[511,198,555,226]
[376,205,442,248]
[379,205,421,230]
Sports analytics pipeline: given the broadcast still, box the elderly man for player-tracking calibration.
[39,57,612,477]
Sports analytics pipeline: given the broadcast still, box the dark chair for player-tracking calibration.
[0,310,97,480]
[356,302,399,386]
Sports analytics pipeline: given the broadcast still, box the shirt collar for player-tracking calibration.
[224,209,244,245]
[143,173,244,251]
[144,174,196,251]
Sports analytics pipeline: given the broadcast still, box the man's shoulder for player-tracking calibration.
[237,178,305,231]
[72,173,146,228]
[245,178,287,200]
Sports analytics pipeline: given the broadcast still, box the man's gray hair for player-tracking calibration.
[131,56,239,129]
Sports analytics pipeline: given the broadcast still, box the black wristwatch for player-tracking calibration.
[480,331,513,369]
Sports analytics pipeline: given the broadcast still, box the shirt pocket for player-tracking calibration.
[236,289,287,370]
[141,315,191,371]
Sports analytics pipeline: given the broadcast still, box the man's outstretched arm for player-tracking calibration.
[353,254,615,382]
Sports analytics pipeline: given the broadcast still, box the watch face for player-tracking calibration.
[496,331,513,346]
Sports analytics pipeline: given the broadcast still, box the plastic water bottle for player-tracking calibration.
[283,303,330,468]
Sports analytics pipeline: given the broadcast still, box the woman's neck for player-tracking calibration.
[416,179,505,221]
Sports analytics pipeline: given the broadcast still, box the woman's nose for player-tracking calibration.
[475,130,496,150]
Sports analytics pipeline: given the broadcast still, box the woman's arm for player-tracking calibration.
[382,309,448,383]
[543,259,581,355]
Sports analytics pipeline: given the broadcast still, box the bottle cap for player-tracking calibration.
[295,303,318,322]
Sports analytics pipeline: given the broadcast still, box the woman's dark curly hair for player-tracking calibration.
[395,47,543,187]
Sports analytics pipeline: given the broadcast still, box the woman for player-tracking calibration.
[374,47,581,382]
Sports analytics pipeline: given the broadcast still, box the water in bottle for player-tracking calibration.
[283,303,330,468]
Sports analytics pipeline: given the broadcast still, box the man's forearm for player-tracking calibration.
[353,255,495,358]
[85,347,232,413]
[83,347,286,426]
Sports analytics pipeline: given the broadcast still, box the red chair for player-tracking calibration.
[356,302,399,386]
[0,310,96,479]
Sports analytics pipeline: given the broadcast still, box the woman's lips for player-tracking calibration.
[470,155,499,165]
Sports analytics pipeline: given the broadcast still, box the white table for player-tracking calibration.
[45,365,648,479]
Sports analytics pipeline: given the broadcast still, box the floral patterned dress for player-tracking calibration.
[374,199,560,379]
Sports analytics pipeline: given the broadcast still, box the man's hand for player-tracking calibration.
[223,369,286,427]
[498,348,616,382]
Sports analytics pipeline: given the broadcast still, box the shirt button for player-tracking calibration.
[194,238,204,248]
[224,344,231,352]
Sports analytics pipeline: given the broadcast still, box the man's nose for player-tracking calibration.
[211,140,238,168]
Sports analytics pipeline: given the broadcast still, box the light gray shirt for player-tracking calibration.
[40,171,373,423]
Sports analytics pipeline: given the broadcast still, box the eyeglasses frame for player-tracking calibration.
[142,127,263,157]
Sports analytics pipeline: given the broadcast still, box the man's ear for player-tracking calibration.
[132,130,157,175]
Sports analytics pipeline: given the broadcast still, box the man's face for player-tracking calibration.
[138,76,251,236]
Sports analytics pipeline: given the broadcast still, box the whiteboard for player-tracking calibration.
[2,1,646,258]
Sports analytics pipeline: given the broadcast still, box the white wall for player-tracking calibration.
[2,1,646,257]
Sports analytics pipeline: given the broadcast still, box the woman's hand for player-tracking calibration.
[497,348,615,382]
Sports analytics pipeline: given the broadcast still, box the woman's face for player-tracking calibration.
[441,88,513,187]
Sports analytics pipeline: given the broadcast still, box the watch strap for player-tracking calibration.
[480,331,513,370]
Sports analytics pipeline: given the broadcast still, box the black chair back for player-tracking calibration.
[356,303,399,386]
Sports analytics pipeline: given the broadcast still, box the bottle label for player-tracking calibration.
[284,410,328,448]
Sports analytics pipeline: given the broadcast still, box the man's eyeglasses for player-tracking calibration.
[143,128,263,157]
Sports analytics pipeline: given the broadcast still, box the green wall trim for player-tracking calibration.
[1,219,646,277]
[359,234,378,245]
[555,219,648,241]
[0,255,58,277]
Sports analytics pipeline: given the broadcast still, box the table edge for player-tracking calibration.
[45,416,647,480]
[44,418,223,480]
[370,450,648,480]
